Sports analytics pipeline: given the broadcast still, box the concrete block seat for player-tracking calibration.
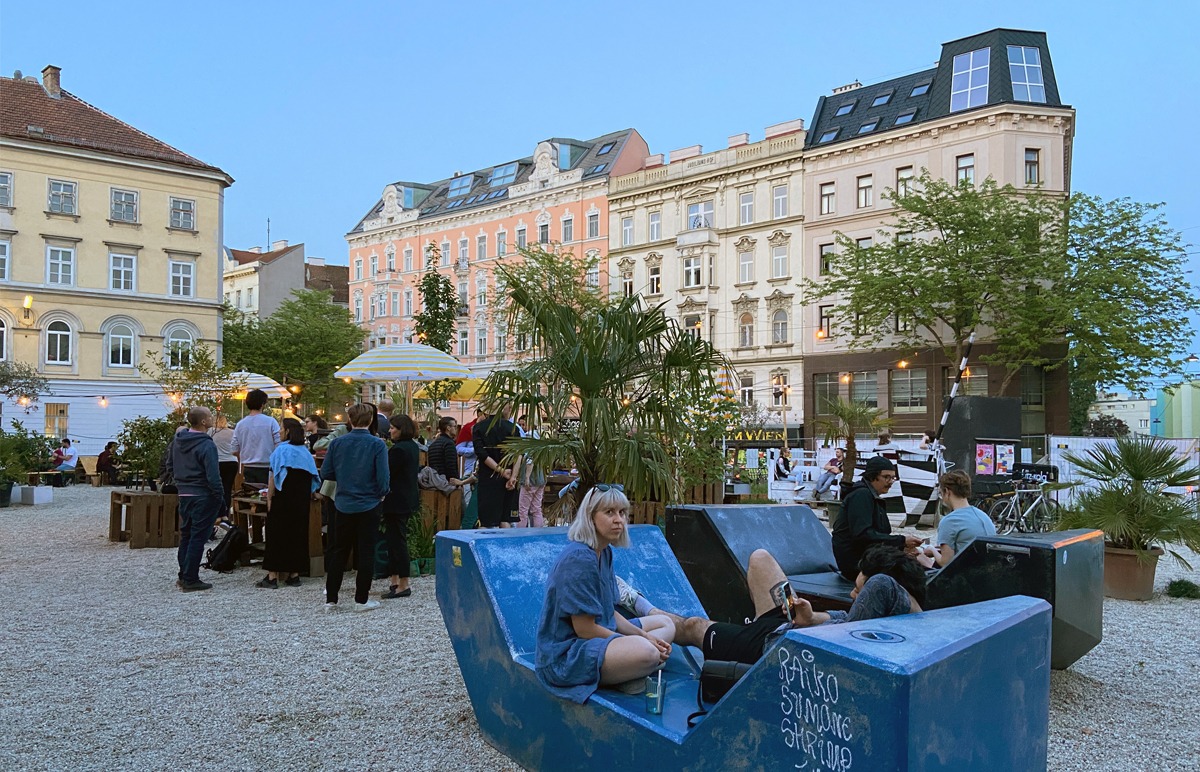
[437,526,1053,771]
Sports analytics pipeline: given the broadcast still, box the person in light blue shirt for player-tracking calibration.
[927,470,996,567]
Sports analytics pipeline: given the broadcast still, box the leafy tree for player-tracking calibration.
[115,414,177,487]
[1083,414,1131,438]
[1068,358,1098,435]
[140,342,239,415]
[413,243,464,408]
[0,361,49,410]
[814,398,892,486]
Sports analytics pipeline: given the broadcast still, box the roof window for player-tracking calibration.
[894,110,917,126]
[488,163,518,186]
[447,175,473,198]
[858,120,879,134]
[871,92,892,107]
[910,82,930,97]
[818,128,839,143]
[834,102,855,117]
[596,142,616,155]
[588,163,607,175]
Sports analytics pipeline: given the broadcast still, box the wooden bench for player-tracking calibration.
[419,488,463,531]
[231,494,325,577]
[109,490,180,548]
[27,470,63,487]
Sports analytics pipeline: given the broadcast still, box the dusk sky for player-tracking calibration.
[3,0,1197,366]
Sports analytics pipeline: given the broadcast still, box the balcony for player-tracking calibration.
[677,222,718,249]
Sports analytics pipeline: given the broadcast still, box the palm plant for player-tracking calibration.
[1058,434,1200,567]
[483,247,729,504]
[813,398,893,486]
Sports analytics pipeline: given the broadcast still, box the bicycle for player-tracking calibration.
[986,479,1060,534]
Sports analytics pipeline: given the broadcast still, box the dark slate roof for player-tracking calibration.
[348,128,635,235]
[806,28,1066,150]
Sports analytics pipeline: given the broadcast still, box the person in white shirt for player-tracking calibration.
[53,438,79,471]
[230,389,280,485]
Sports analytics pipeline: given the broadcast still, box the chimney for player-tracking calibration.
[727,133,750,148]
[248,246,262,254]
[832,80,862,95]
[764,118,805,139]
[41,65,61,98]
[306,257,326,267]
[669,145,702,164]
[643,153,665,168]
[271,239,289,251]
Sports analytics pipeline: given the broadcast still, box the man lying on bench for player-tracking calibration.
[619,545,925,667]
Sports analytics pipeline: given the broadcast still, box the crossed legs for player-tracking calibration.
[598,615,676,685]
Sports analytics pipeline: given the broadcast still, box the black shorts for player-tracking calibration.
[701,608,788,665]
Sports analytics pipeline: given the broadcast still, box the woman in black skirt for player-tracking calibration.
[471,409,521,529]
[382,414,420,598]
[258,418,319,589]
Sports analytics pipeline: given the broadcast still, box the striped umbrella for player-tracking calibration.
[413,377,486,402]
[335,343,471,382]
[227,371,288,399]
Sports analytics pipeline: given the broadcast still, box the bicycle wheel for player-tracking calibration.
[1031,498,1061,533]
[988,498,1017,534]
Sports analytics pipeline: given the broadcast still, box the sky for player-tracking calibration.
[2,0,1198,364]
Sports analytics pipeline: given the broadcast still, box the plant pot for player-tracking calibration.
[418,557,435,576]
[0,480,12,507]
[1103,545,1164,601]
[823,500,843,524]
[410,559,421,577]
[20,485,53,505]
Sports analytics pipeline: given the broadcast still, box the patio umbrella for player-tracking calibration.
[413,377,486,402]
[226,371,289,399]
[335,343,472,414]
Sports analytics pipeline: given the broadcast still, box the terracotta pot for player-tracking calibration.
[1103,545,1164,601]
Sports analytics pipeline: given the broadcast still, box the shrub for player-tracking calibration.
[1166,579,1200,599]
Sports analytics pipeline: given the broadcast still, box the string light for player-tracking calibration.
[898,359,909,369]
[99,396,108,408]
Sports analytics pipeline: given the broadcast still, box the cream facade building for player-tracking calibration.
[223,240,307,318]
[0,66,232,454]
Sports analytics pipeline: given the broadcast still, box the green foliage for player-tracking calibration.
[0,420,59,482]
[1068,358,1098,435]
[406,512,435,559]
[413,243,459,354]
[115,414,177,484]
[140,341,239,414]
[0,361,49,408]
[1166,579,1200,599]
[1058,435,1200,568]
[814,398,892,485]
[1083,414,1131,438]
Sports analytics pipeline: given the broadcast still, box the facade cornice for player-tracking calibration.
[0,137,234,186]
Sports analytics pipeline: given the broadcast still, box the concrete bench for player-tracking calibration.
[437,526,1053,771]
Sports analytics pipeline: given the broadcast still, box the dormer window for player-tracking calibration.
[448,175,473,198]
[488,163,518,186]
[950,47,990,112]
[596,142,616,155]
[1007,46,1046,103]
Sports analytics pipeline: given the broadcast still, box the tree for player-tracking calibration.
[1068,357,1098,435]
[1083,414,1131,438]
[0,360,49,410]
[413,243,464,408]
[814,398,892,486]
[140,342,239,415]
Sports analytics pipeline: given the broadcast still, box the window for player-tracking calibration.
[47,246,74,285]
[686,200,713,229]
[910,82,930,97]
[0,318,6,360]
[856,175,873,208]
[814,373,839,415]
[740,376,755,406]
[896,166,914,197]
[622,273,634,298]
[477,235,487,261]
[586,264,600,288]
[738,250,754,283]
[771,374,790,406]
[819,183,835,215]
[817,305,834,339]
[0,172,11,207]
[488,163,517,186]
[850,371,878,408]
[683,256,702,288]
[403,247,414,271]
[894,110,917,126]
[247,287,255,308]
[386,250,395,272]
[169,261,194,297]
[956,154,975,185]
[48,180,77,214]
[538,223,549,244]
[1021,365,1044,406]
[562,216,574,243]
[110,254,135,291]
[110,189,138,222]
[739,192,754,225]
[895,311,912,333]
[497,233,507,257]
[354,295,363,321]
[739,314,755,348]
[855,237,873,250]
[951,47,990,112]
[354,259,363,280]
[44,403,68,439]
[818,129,839,143]
[458,281,469,307]
[648,212,661,241]
[948,365,990,397]
[683,315,701,340]
[46,321,71,364]
[388,292,398,317]
[587,213,599,239]
[404,289,413,316]
[834,102,855,117]
[771,310,789,344]
[872,92,892,107]
[858,120,878,134]
[891,368,927,413]
[440,241,451,266]
[235,289,243,307]
[1007,46,1046,103]
[596,142,616,156]
[496,329,507,356]
[170,197,195,229]
[458,329,469,356]
[516,227,527,249]
[107,323,134,367]
[772,185,788,218]
[621,217,634,246]
[819,244,835,275]
[516,332,528,352]
[0,240,8,280]
[1024,149,1041,185]
[458,239,469,263]
[771,245,788,279]
[369,255,378,275]
[476,274,488,307]
[648,265,661,295]
[376,294,386,317]
[448,176,472,197]
[167,329,192,369]
[476,329,488,357]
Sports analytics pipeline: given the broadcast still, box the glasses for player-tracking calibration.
[879,474,897,482]
[594,483,625,493]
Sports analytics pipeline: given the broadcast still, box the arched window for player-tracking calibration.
[739,313,754,348]
[46,321,72,364]
[0,318,6,361]
[771,310,789,344]
[167,329,193,370]
[108,324,134,367]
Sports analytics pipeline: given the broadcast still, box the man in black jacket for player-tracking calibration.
[168,406,224,592]
[831,456,923,579]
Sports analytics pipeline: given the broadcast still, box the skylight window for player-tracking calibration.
[447,175,473,197]
[834,102,855,117]
[465,196,478,204]
[596,142,616,155]
[424,205,439,214]
[588,163,607,175]
[446,200,464,209]
[819,128,839,143]
[858,120,878,134]
[910,82,930,97]
[950,47,990,112]
[871,92,892,107]
[488,163,518,186]
[1007,46,1046,103]
[894,110,917,126]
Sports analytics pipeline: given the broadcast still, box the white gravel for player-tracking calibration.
[2,487,1197,771]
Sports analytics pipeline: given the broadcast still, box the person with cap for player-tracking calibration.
[831,456,923,580]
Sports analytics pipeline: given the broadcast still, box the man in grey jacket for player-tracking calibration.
[168,406,224,592]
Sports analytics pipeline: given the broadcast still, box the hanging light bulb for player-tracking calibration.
[99,396,109,408]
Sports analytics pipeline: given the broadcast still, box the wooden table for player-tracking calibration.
[28,470,64,487]
[231,494,325,577]
[109,490,180,548]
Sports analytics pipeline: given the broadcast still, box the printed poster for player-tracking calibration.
[995,443,1015,476]
[975,443,995,476]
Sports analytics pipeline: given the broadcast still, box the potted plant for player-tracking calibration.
[407,512,436,576]
[0,432,25,507]
[1058,435,1200,601]
[813,397,892,516]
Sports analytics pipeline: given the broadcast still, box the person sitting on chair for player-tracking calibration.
[774,447,793,482]
[832,456,923,580]
[916,470,995,569]
[97,441,121,484]
[810,448,845,500]
[872,432,900,456]
[52,438,78,473]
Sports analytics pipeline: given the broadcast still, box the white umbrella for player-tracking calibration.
[227,371,289,400]
[335,343,472,415]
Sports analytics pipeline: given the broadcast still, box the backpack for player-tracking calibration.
[203,523,249,573]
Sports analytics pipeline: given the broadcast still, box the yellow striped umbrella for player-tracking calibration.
[335,343,472,382]
[413,377,486,402]
[227,371,289,399]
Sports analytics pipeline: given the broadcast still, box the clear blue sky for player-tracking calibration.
[3,0,1197,361]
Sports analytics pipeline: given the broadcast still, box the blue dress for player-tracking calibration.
[535,541,620,703]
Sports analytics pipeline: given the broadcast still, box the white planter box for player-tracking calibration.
[20,485,53,505]
[9,484,25,503]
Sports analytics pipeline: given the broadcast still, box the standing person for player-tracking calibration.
[257,418,320,589]
[921,470,996,568]
[376,399,395,438]
[231,389,279,485]
[456,407,485,527]
[209,414,237,521]
[96,441,121,485]
[427,417,470,489]
[319,403,390,612]
[516,414,547,528]
[381,414,420,599]
[168,407,223,592]
[304,415,330,451]
[472,408,521,529]
[831,457,923,580]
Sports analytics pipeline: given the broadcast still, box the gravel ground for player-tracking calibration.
[1,487,1197,771]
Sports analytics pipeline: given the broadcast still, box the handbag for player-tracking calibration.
[319,479,337,502]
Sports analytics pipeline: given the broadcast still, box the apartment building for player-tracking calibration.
[223,239,319,318]
[345,130,648,377]
[0,66,232,452]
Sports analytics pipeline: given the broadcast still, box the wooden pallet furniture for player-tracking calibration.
[109,490,180,548]
[231,494,325,577]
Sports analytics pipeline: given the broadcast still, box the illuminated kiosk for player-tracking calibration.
[437,526,1051,771]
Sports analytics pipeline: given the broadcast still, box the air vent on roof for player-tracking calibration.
[27,125,45,136]
[832,81,862,94]
[12,70,22,79]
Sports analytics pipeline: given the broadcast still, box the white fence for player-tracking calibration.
[1045,435,1200,506]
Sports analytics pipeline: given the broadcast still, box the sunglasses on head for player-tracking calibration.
[594,483,625,493]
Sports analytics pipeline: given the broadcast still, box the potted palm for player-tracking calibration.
[813,397,892,515]
[1058,435,1200,600]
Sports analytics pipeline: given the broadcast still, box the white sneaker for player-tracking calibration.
[613,575,641,616]
[354,599,381,613]
[323,602,338,613]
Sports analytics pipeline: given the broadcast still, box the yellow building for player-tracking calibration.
[0,66,233,454]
